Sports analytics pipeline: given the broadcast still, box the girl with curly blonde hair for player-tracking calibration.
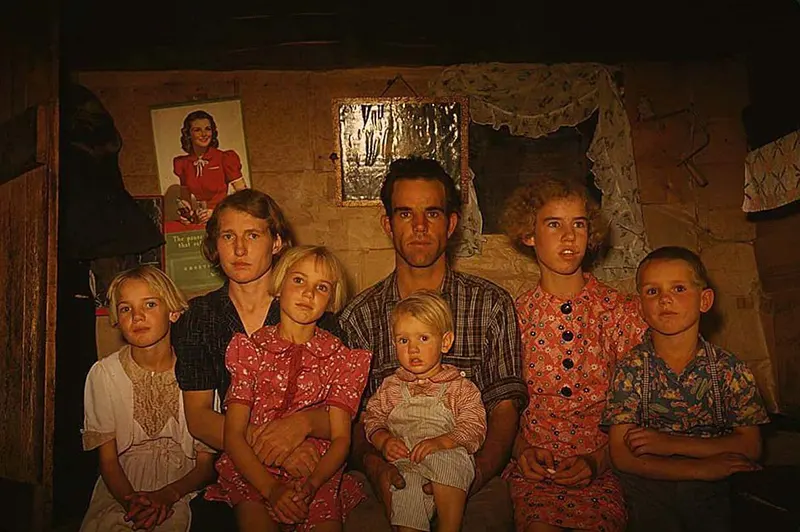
[501,175,646,532]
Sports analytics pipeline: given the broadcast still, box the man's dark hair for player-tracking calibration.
[636,246,711,290]
[379,157,462,217]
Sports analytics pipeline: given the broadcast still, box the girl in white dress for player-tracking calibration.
[80,266,216,531]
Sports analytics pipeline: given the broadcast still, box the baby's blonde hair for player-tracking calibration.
[269,245,348,313]
[106,265,188,327]
[391,289,454,337]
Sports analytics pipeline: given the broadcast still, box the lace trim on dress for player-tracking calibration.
[119,347,181,438]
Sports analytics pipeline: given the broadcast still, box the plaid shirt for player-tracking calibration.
[173,283,342,403]
[339,268,528,414]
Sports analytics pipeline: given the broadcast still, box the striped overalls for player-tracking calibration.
[387,382,475,531]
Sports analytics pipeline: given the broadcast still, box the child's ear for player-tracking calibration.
[699,288,715,313]
[521,233,536,248]
[441,330,455,353]
[169,311,182,324]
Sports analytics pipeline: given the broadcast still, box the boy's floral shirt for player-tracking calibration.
[602,333,769,436]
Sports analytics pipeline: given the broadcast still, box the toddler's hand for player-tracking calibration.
[380,436,410,462]
[410,437,445,463]
[268,483,309,525]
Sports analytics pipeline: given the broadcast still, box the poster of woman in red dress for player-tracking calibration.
[151,99,251,227]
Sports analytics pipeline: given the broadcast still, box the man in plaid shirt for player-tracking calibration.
[341,157,528,531]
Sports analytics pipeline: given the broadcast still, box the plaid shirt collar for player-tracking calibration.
[379,266,454,303]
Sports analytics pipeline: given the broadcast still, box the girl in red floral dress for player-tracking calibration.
[204,246,372,532]
[501,177,646,532]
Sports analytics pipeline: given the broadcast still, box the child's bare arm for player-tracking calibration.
[97,439,135,508]
[610,424,758,481]
[625,426,762,461]
[224,403,279,498]
[163,450,217,500]
[306,407,352,493]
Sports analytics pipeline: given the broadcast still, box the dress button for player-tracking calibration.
[562,331,574,342]
[560,386,572,397]
[562,358,574,370]
[560,302,573,315]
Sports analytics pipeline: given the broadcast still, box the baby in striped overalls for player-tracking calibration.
[363,290,487,532]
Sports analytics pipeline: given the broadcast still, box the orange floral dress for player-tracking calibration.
[503,274,646,532]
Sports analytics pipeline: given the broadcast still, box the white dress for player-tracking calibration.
[80,345,210,532]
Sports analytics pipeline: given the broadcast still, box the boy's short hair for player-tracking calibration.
[202,189,295,273]
[268,245,348,313]
[106,265,188,327]
[391,289,454,337]
[379,157,462,218]
[502,175,606,260]
[636,246,710,290]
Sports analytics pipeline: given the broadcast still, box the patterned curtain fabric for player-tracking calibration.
[430,63,649,281]
[743,129,800,212]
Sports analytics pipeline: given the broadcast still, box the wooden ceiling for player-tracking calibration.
[62,0,799,71]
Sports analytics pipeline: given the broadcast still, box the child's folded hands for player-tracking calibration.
[269,482,309,524]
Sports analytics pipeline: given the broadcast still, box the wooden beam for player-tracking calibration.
[0,106,46,186]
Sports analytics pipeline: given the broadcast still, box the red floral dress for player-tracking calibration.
[503,274,646,532]
[205,326,371,529]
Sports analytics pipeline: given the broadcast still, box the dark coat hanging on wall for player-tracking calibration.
[60,83,164,260]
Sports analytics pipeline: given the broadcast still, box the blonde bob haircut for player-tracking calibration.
[268,245,348,313]
[106,265,189,327]
[391,289,454,337]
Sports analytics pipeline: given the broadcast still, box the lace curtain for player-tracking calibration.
[430,63,649,281]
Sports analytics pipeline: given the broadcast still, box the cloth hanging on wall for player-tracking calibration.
[61,83,164,260]
[743,129,800,212]
[429,63,648,282]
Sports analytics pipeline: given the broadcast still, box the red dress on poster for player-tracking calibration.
[173,146,243,210]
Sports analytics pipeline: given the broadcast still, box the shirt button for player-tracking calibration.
[560,386,572,397]
[460,371,466,377]
[562,331,574,342]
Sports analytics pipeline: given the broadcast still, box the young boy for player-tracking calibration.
[602,246,770,532]
[362,290,487,532]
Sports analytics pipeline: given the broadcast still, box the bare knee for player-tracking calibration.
[234,501,279,532]
[431,483,467,532]
[431,482,467,506]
